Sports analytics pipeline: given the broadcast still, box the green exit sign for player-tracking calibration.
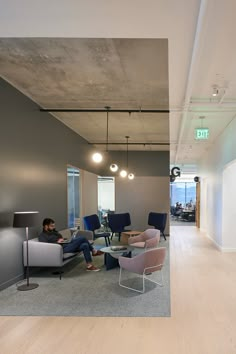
[195,128,209,140]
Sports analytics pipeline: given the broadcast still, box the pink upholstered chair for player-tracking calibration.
[118,247,166,293]
[128,228,160,250]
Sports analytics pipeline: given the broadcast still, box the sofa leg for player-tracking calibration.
[52,270,64,279]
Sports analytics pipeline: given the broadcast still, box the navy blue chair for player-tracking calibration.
[108,212,131,242]
[83,214,111,246]
[148,212,167,240]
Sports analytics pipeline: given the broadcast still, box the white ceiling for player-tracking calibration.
[1,0,236,174]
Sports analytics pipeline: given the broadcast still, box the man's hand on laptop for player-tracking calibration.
[57,238,65,243]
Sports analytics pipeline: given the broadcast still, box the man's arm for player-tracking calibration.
[52,229,64,243]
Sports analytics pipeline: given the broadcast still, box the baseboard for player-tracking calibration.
[205,233,236,252]
[0,273,24,291]
[220,247,236,253]
[205,233,222,251]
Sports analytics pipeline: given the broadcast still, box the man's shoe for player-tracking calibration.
[92,250,104,256]
[86,265,100,272]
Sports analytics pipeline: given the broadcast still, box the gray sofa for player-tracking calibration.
[23,229,94,268]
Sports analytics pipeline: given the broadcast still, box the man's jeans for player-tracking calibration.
[63,236,93,263]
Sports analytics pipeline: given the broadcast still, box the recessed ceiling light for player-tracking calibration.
[212,86,219,97]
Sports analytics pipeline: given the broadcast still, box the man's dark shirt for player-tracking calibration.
[38,229,63,244]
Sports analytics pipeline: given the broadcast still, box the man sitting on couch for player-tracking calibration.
[39,218,103,272]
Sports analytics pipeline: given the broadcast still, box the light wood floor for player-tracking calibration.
[1,226,236,354]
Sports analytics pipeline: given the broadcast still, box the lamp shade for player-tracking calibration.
[13,211,39,228]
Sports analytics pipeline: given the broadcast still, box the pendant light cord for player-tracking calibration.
[126,135,129,168]
[105,106,110,152]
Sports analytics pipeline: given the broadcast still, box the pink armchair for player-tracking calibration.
[128,228,160,250]
[118,247,166,293]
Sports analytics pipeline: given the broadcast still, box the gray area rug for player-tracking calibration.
[0,239,170,317]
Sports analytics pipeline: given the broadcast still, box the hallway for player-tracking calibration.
[0,226,236,354]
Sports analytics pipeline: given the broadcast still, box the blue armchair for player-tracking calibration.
[108,212,131,242]
[148,212,167,240]
[83,214,111,246]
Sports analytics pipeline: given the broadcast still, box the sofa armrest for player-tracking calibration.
[24,241,63,267]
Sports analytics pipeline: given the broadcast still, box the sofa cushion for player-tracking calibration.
[63,252,79,260]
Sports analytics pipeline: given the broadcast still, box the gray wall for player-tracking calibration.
[115,176,169,232]
[0,79,169,290]
[0,79,102,289]
[100,150,169,177]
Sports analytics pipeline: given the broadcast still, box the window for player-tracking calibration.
[170,182,196,207]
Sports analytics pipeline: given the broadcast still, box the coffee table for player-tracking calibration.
[120,230,142,245]
[100,246,133,270]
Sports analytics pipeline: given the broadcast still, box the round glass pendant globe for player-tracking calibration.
[110,163,118,172]
[92,152,103,163]
[128,173,134,180]
[120,169,127,178]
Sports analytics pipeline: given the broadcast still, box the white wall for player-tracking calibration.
[115,176,169,232]
[200,116,236,251]
[222,160,236,251]
[200,177,208,233]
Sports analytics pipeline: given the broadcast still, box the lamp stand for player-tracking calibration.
[17,226,39,291]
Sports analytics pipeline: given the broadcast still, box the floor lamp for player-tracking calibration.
[13,211,40,291]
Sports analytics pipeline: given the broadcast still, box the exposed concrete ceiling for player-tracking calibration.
[0,38,169,152]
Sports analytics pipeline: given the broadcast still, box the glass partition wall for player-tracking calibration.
[67,166,80,228]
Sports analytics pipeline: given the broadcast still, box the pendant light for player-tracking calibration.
[128,172,134,180]
[92,106,110,165]
[110,163,119,172]
[92,152,103,163]
[120,136,134,179]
